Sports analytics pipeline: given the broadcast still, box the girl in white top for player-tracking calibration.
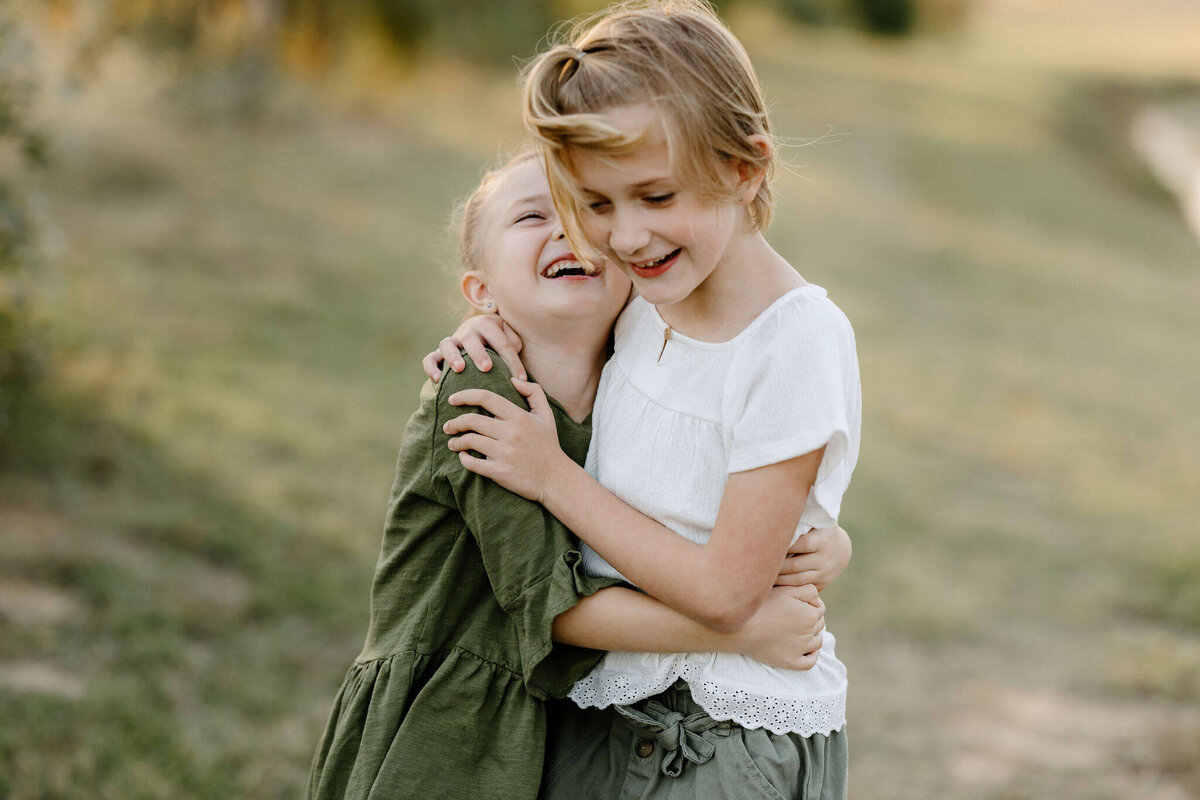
[437,2,861,797]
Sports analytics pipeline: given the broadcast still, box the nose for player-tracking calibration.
[608,206,651,260]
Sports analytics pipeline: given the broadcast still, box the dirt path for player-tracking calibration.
[1132,103,1200,247]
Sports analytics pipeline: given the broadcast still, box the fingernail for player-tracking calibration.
[481,360,491,370]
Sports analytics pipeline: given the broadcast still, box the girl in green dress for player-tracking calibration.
[305,151,832,800]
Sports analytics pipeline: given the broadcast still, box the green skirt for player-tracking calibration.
[540,682,847,800]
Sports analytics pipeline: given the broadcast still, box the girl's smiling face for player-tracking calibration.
[470,158,631,337]
[570,104,747,311]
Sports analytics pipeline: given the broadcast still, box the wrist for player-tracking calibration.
[540,453,585,510]
[715,627,747,655]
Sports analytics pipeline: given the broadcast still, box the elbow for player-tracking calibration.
[700,612,750,634]
[695,594,762,633]
[689,560,770,632]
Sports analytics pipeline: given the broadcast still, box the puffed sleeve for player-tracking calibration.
[724,297,861,520]
[427,353,620,699]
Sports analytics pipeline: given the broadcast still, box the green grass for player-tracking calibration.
[4,3,1200,798]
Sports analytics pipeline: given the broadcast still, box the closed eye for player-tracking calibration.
[586,198,611,214]
[515,211,547,223]
[645,193,675,205]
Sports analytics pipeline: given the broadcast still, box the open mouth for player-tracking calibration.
[631,248,681,275]
[542,258,601,279]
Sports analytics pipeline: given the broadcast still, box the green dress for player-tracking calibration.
[307,354,619,799]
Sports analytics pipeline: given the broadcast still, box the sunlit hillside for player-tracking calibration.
[2,1,1199,797]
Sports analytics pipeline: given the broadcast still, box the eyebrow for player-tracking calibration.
[505,194,551,211]
[581,177,673,196]
[630,177,672,190]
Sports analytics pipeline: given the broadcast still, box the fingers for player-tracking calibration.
[789,587,825,671]
[779,553,825,575]
[423,335,467,383]
[461,315,523,376]
[422,351,445,383]
[447,433,496,457]
[510,377,551,416]
[788,529,822,556]
[465,326,525,378]
[792,652,819,671]
[788,636,823,671]
[457,450,498,480]
[442,412,502,438]
[500,319,525,353]
[778,552,814,574]
[462,334,493,373]
[493,324,527,382]
[439,338,467,375]
[790,583,820,605]
[801,599,825,631]
[773,570,820,587]
[447,389,523,419]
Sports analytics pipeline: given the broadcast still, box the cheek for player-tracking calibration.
[579,213,609,246]
[686,203,733,248]
[610,270,634,297]
[580,203,619,241]
[612,262,637,282]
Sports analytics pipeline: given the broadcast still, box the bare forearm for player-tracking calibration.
[543,450,825,630]
[441,380,824,631]
[553,586,743,651]
[544,461,756,630]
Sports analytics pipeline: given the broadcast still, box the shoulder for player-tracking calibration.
[423,350,522,484]
[613,294,654,343]
[434,348,524,411]
[770,286,852,339]
[735,286,856,365]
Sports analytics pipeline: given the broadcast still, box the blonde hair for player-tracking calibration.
[451,148,541,316]
[522,0,776,258]
[454,148,541,276]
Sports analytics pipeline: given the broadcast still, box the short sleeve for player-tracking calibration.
[427,353,620,699]
[725,300,859,479]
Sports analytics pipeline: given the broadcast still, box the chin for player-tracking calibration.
[631,282,687,308]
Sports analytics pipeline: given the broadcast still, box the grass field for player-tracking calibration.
[3,2,1200,798]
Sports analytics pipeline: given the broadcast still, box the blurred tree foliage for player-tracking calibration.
[367,0,559,63]
[0,17,48,454]
[97,0,562,72]
[772,0,967,34]
[849,0,915,34]
[92,0,968,85]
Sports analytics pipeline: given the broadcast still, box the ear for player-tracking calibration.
[733,134,772,205]
[460,270,496,314]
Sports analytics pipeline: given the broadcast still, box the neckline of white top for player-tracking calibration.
[644,284,826,351]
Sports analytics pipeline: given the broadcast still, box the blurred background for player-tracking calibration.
[2,0,1199,797]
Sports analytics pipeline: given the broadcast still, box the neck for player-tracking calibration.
[659,225,804,341]
[512,319,611,423]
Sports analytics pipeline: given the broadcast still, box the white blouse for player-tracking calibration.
[569,285,862,736]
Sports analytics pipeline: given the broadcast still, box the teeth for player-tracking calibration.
[544,259,600,278]
[635,252,673,269]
